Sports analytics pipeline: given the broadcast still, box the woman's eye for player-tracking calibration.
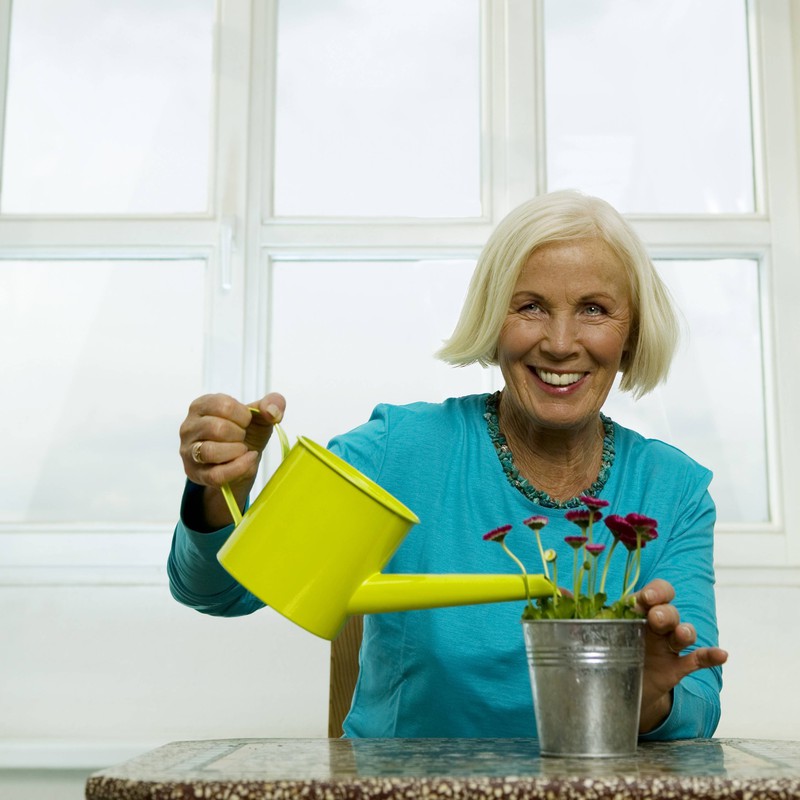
[585,303,606,316]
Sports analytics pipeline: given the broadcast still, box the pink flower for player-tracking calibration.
[564,535,588,550]
[625,513,658,530]
[586,543,606,556]
[565,509,603,529]
[604,514,636,540]
[523,515,548,530]
[628,528,657,548]
[623,513,658,545]
[483,524,512,543]
[579,495,610,510]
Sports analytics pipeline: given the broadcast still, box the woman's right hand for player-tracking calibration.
[179,392,286,530]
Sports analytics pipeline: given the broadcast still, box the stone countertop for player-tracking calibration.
[85,737,800,800]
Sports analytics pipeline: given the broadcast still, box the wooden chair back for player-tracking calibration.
[327,615,363,737]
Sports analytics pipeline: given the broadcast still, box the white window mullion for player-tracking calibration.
[0,0,12,194]
[495,0,543,216]
[207,0,255,399]
[243,0,277,402]
[754,0,800,566]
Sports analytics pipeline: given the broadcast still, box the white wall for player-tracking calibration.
[714,584,800,740]
[0,579,330,800]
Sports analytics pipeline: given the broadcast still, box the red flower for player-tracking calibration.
[523,515,548,530]
[483,524,512,543]
[604,514,636,540]
[579,495,610,510]
[565,509,603,529]
[586,543,606,556]
[625,513,658,530]
[564,535,588,549]
[618,533,640,552]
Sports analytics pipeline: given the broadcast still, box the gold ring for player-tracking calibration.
[191,441,205,464]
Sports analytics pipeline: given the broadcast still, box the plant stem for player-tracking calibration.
[534,529,550,581]
[598,539,618,594]
[551,559,559,607]
[502,540,534,613]
[621,550,633,600]
[623,532,644,597]
[572,549,581,618]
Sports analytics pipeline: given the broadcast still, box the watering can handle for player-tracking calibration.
[220,408,291,526]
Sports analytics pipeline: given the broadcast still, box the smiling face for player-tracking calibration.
[497,238,633,435]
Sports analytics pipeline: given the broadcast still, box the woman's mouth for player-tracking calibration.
[533,368,585,387]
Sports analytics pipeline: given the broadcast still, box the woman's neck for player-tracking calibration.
[497,393,605,503]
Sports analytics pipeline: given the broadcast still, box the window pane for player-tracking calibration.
[0,260,205,522]
[544,0,754,214]
[269,260,490,447]
[1,0,214,214]
[604,260,767,523]
[273,0,481,218]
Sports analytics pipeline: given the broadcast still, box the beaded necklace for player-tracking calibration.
[483,391,615,509]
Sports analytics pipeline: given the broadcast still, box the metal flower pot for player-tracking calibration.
[522,618,646,757]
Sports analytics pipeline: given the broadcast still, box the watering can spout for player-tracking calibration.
[347,573,553,616]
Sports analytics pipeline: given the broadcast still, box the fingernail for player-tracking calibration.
[641,589,654,604]
[265,403,282,422]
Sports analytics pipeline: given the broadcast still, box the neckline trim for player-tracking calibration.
[483,391,615,509]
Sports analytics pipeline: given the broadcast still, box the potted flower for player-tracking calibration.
[483,496,658,758]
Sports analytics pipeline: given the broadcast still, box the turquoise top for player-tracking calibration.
[169,393,722,740]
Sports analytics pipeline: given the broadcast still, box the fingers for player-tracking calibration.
[683,647,728,675]
[180,392,282,486]
[190,440,251,468]
[635,578,675,611]
[189,393,254,428]
[646,602,684,638]
[196,449,261,489]
[250,392,287,424]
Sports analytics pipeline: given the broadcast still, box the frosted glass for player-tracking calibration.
[269,260,491,447]
[544,0,754,213]
[604,260,767,523]
[0,260,205,522]
[273,0,481,218]
[2,0,214,214]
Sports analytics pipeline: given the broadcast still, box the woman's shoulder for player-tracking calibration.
[328,394,486,488]
[328,394,489,469]
[372,393,489,428]
[611,417,712,482]
[332,393,487,437]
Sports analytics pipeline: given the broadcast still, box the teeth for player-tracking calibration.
[536,369,583,386]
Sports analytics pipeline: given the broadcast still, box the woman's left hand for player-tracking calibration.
[634,578,728,733]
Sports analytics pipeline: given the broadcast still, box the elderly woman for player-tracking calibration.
[170,190,727,739]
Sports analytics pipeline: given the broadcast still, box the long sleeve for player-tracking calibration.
[167,479,264,617]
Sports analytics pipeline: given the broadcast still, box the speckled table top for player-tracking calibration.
[85,737,800,800]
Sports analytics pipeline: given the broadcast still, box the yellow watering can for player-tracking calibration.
[216,424,552,640]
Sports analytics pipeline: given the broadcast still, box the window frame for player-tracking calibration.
[0,0,797,586]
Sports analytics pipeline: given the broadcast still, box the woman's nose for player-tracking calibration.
[541,315,579,357]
